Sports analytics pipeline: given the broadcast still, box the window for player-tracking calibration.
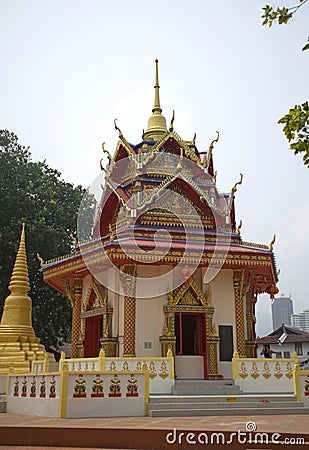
[283,351,290,358]
[295,342,303,355]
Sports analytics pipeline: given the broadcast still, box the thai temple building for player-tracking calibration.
[42,60,278,380]
[0,224,45,373]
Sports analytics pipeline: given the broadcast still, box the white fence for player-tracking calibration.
[7,368,149,418]
[232,351,297,393]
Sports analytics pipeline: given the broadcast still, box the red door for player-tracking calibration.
[175,312,208,379]
[84,315,102,357]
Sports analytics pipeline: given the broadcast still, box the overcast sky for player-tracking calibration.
[1,0,308,333]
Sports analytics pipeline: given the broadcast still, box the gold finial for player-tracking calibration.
[70,234,77,247]
[206,131,220,168]
[169,110,175,132]
[8,223,30,295]
[269,234,276,251]
[143,59,167,141]
[36,253,44,267]
[277,268,281,277]
[100,159,105,171]
[101,142,112,165]
[237,219,243,234]
[212,170,217,183]
[114,118,123,137]
[231,173,243,195]
[192,132,196,145]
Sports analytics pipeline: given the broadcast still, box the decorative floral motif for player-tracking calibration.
[49,375,56,398]
[126,374,139,397]
[274,362,283,379]
[159,361,169,379]
[239,362,248,379]
[122,361,129,371]
[40,376,46,398]
[109,374,121,397]
[304,378,309,396]
[109,361,116,371]
[21,376,27,397]
[73,374,86,398]
[251,362,260,379]
[91,374,104,397]
[30,376,36,397]
[285,362,293,379]
[262,362,271,379]
[149,361,157,379]
[13,377,19,397]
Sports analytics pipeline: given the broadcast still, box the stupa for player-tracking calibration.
[0,224,45,373]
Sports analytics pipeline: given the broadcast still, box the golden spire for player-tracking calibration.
[0,223,35,338]
[143,59,167,141]
[8,223,30,295]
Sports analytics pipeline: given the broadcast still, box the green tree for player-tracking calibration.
[262,1,309,166]
[0,130,93,348]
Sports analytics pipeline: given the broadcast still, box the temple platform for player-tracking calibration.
[0,412,308,449]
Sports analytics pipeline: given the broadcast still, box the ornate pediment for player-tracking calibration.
[84,277,107,312]
[168,277,212,307]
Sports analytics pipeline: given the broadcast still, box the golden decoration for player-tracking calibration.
[250,362,260,379]
[269,234,276,251]
[148,361,157,379]
[274,362,283,379]
[262,362,271,379]
[239,362,248,379]
[159,361,169,379]
[285,362,293,379]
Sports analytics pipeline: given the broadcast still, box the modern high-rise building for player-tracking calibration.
[271,295,294,330]
[291,310,309,333]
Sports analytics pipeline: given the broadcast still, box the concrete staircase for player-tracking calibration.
[0,395,6,413]
[148,380,309,417]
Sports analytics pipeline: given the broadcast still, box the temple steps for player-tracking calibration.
[172,379,242,396]
[148,394,309,417]
[148,379,309,416]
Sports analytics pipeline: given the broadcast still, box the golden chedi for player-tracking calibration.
[0,224,45,373]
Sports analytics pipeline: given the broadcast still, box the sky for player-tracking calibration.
[1,0,308,335]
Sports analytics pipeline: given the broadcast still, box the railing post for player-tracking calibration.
[58,362,69,418]
[293,363,301,400]
[232,350,239,379]
[98,348,106,371]
[43,353,50,373]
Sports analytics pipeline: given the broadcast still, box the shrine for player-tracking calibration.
[42,60,278,380]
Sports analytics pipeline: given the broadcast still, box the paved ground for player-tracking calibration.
[0,413,308,449]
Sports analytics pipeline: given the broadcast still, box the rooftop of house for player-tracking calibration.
[258,324,309,344]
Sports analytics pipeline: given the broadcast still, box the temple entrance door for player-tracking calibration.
[84,315,102,357]
[175,312,208,379]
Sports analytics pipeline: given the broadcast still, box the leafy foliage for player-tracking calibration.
[262,0,308,30]
[278,102,309,166]
[0,130,93,348]
[262,1,309,166]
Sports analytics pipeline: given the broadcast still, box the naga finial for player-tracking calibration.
[36,253,44,267]
[277,268,281,277]
[269,234,276,251]
[231,173,243,195]
[237,219,243,234]
[192,132,196,145]
[101,142,112,164]
[212,170,217,183]
[70,234,77,247]
[206,131,220,168]
[114,118,122,137]
[169,110,175,132]
[100,159,105,171]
